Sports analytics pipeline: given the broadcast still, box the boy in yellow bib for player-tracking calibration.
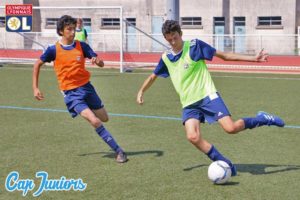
[137,20,284,176]
[74,18,88,43]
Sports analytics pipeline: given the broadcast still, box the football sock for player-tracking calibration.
[206,145,233,167]
[95,125,122,153]
[243,117,262,129]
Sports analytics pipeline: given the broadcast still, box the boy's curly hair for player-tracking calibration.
[56,15,77,36]
[161,20,182,36]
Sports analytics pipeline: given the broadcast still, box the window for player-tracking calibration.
[82,18,91,27]
[234,17,245,26]
[214,17,225,26]
[181,17,202,29]
[45,18,59,28]
[0,16,5,27]
[257,16,282,28]
[126,18,136,26]
[181,17,202,25]
[101,18,120,29]
[45,17,91,29]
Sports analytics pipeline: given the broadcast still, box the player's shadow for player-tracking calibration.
[183,163,300,175]
[78,150,164,158]
[183,164,208,171]
[235,164,300,175]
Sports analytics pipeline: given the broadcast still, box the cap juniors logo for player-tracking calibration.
[5,4,32,32]
[5,171,87,197]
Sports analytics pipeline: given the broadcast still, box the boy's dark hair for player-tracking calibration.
[162,20,182,36]
[56,15,77,36]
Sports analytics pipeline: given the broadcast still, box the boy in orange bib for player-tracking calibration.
[32,15,127,163]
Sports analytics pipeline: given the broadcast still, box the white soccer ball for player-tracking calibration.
[208,160,232,184]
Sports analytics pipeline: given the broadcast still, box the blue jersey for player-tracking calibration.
[40,41,97,63]
[154,39,216,77]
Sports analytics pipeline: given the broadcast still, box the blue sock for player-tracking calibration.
[95,125,122,153]
[243,117,262,129]
[206,145,233,167]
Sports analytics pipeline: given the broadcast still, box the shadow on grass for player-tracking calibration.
[183,164,208,171]
[235,164,300,175]
[78,150,164,158]
[183,163,300,175]
[220,181,239,186]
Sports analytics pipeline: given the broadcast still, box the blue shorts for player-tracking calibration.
[62,82,104,118]
[182,92,231,125]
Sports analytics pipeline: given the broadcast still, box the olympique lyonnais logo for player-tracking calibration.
[5,4,32,32]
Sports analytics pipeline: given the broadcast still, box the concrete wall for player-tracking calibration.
[230,0,295,34]
[181,0,223,35]
[229,0,296,54]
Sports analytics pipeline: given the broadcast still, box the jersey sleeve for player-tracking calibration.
[40,45,56,63]
[190,39,216,61]
[80,42,97,58]
[153,58,170,78]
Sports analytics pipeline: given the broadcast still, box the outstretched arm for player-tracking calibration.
[215,48,268,62]
[32,59,45,100]
[136,73,158,105]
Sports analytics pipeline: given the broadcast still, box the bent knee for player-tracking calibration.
[101,116,109,122]
[223,126,238,134]
[186,132,200,143]
[90,118,102,128]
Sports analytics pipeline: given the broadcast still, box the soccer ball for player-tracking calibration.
[208,160,232,184]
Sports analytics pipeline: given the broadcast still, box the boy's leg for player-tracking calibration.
[205,93,284,133]
[82,83,127,162]
[80,107,127,163]
[218,112,285,134]
[184,118,211,152]
[93,107,109,122]
[218,116,245,134]
[184,118,237,176]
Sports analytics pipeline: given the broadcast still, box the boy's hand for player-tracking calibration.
[255,48,268,62]
[91,57,104,67]
[137,91,144,105]
[33,88,44,100]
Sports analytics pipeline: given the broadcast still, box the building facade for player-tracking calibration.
[0,0,300,55]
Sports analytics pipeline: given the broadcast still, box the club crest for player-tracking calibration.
[183,62,189,69]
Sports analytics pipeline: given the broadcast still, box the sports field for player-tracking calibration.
[0,64,300,200]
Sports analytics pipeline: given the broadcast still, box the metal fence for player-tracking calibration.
[0,31,299,55]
